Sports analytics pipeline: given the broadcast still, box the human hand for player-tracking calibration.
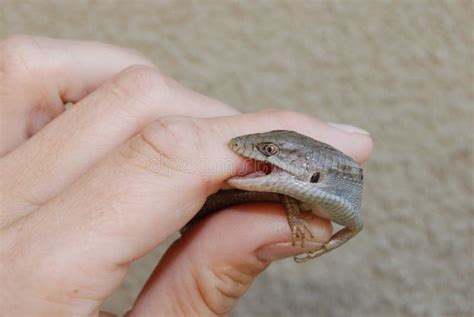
[0,36,373,316]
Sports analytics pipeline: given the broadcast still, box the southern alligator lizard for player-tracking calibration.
[184,130,364,263]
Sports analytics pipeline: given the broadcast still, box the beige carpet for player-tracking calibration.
[2,1,472,316]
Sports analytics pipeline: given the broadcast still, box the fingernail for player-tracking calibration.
[256,241,323,262]
[328,122,370,135]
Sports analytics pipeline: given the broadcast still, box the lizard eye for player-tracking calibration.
[259,143,280,156]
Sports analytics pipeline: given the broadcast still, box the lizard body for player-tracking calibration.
[184,130,364,263]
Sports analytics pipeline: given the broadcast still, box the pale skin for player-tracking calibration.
[0,36,373,317]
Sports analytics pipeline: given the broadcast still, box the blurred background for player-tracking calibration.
[2,1,472,316]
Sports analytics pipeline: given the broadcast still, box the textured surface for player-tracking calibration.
[2,1,472,316]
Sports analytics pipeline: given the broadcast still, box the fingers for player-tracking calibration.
[0,35,154,155]
[128,204,332,316]
[28,111,371,259]
[1,110,371,315]
[53,111,370,259]
[2,65,238,227]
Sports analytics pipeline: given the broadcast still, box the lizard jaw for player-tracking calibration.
[227,160,296,191]
[227,134,304,189]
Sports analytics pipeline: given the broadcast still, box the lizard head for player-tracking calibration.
[227,130,363,205]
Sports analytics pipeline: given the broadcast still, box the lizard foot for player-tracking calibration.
[293,245,327,263]
[291,219,314,248]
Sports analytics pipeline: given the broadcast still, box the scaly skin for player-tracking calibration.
[184,130,364,263]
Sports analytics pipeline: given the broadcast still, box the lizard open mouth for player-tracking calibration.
[226,136,299,188]
[226,158,293,191]
[235,161,283,178]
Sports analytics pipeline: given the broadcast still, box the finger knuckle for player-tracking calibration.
[119,117,207,179]
[0,34,40,79]
[107,65,176,115]
[113,65,169,98]
[213,266,254,298]
[143,116,205,159]
[197,266,257,315]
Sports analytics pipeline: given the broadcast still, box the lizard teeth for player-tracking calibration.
[271,165,281,174]
[241,171,267,178]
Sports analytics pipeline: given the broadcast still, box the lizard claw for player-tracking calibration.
[294,245,327,263]
[291,219,314,248]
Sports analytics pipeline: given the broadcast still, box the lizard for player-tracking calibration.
[183,130,364,263]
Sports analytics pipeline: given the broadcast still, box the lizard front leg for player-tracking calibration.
[279,194,314,248]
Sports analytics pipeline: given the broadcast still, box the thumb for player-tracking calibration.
[127,203,332,316]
